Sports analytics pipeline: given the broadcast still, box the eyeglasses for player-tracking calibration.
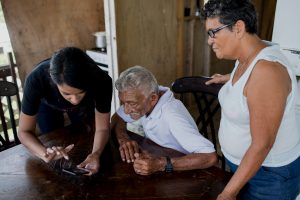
[207,23,234,38]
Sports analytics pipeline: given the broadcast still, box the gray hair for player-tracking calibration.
[115,66,159,96]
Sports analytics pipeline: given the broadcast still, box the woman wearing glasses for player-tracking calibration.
[202,0,300,199]
[18,47,112,175]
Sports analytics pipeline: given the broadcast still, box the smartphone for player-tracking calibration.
[62,167,90,176]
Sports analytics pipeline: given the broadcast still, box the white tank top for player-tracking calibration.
[218,43,300,167]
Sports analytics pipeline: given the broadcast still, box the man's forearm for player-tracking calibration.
[111,114,130,144]
[171,152,218,171]
[115,129,130,144]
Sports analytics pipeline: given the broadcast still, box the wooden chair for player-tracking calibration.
[0,80,20,151]
[171,76,225,169]
[0,52,21,111]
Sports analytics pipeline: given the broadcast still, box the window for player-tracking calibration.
[0,3,12,65]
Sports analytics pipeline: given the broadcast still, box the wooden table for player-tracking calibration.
[0,124,231,200]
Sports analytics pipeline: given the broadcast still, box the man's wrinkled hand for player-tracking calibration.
[77,152,100,176]
[133,151,164,175]
[118,138,139,163]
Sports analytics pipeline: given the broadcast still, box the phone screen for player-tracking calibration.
[62,167,90,175]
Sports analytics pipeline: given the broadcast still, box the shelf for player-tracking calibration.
[86,49,109,65]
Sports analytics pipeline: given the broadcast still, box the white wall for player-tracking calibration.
[272,0,300,49]
[272,0,300,75]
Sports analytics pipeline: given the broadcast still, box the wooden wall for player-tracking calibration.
[1,0,105,83]
[115,0,178,86]
[114,0,234,86]
[1,0,276,87]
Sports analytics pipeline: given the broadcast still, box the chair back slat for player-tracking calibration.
[0,52,21,111]
[0,80,20,151]
[172,76,225,170]
[7,52,21,110]
[0,100,10,142]
[172,76,223,95]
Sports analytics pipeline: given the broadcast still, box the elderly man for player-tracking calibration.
[111,66,217,175]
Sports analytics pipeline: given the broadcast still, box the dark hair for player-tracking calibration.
[201,0,257,34]
[49,47,96,90]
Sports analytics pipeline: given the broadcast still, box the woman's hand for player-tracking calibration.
[205,74,231,85]
[217,190,236,200]
[42,144,74,163]
[77,152,100,176]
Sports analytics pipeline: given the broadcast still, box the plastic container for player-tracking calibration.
[93,32,106,48]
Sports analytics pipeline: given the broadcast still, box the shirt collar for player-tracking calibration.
[146,86,173,120]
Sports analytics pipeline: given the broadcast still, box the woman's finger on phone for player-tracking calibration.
[46,147,56,157]
[76,163,93,176]
[43,148,56,162]
[51,146,61,155]
[84,164,95,176]
[51,146,68,160]
[60,150,70,160]
[83,169,93,176]
[60,144,74,160]
[77,160,87,169]
[64,144,74,153]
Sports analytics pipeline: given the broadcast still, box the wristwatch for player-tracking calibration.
[165,156,173,173]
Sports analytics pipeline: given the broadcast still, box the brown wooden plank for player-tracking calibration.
[2,0,105,84]
[115,0,178,86]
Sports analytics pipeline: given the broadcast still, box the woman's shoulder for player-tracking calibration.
[253,43,292,78]
[249,59,291,96]
[27,59,51,78]
[25,59,52,87]
[92,66,112,83]
[254,59,284,75]
[88,66,112,97]
[258,43,290,65]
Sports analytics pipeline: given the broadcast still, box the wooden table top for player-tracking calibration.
[0,124,231,200]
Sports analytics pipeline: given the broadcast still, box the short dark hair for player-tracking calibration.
[201,0,257,34]
[49,47,96,90]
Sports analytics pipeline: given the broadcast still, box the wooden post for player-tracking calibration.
[176,0,185,78]
[7,52,21,111]
[185,0,197,76]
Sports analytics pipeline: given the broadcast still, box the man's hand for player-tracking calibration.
[77,152,100,176]
[133,151,165,175]
[42,144,74,163]
[205,74,230,85]
[118,138,139,163]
